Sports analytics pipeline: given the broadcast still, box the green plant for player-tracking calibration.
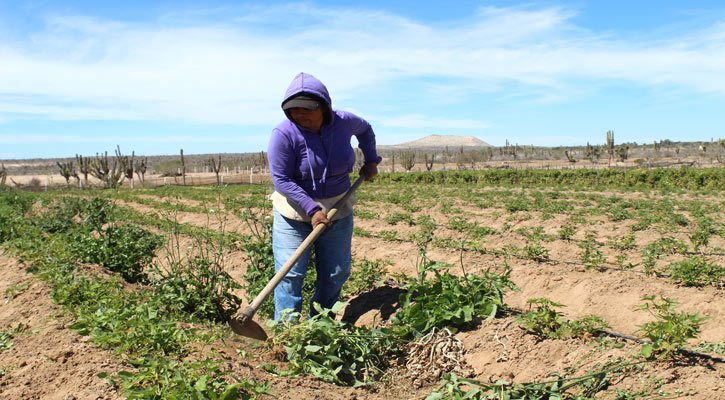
[4,282,29,303]
[523,244,549,261]
[267,302,399,386]
[694,341,725,355]
[558,223,577,240]
[152,242,243,323]
[392,263,517,339]
[609,234,636,250]
[517,299,609,340]
[68,223,165,283]
[343,257,391,297]
[427,359,637,400]
[578,231,606,269]
[667,256,724,287]
[385,211,415,225]
[0,323,27,351]
[636,295,709,359]
[377,229,399,241]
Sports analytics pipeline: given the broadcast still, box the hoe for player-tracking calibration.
[230,174,366,340]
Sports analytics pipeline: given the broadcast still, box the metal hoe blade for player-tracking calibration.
[230,306,268,340]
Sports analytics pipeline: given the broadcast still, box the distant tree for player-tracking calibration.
[209,155,222,185]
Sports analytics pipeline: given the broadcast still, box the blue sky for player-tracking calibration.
[1,1,725,159]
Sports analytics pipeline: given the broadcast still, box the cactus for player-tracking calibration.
[616,145,629,162]
[401,151,415,171]
[424,152,435,171]
[123,150,135,188]
[76,154,91,187]
[391,152,395,173]
[1,163,7,188]
[585,142,600,163]
[90,150,125,189]
[606,130,614,166]
[564,150,576,163]
[180,149,186,186]
[135,157,147,185]
[56,161,78,188]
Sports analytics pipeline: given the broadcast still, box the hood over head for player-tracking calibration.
[281,73,332,119]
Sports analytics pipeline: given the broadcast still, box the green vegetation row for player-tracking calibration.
[371,166,725,190]
[0,190,269,399]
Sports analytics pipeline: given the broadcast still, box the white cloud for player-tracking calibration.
[1,4,724,127]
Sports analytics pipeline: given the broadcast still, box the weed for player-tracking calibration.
[352,226,372,237]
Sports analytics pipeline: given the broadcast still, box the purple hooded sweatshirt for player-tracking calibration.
[268,72,381,217]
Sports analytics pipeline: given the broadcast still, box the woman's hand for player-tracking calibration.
[311,209,331,228]
[359,162,378,181]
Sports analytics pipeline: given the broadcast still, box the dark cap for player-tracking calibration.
[282,95,321,110]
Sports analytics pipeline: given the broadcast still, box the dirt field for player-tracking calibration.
[1,170,724,399]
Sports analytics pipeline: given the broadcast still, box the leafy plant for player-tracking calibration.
[392,263,517,339]
[558,223,577,240]
[267,302,399,386]
[694,341,725,355]
[667,256,724,288]
[68,223,165,282]
[517,298,609,340]
[0,323,27,351]
[636,295,709,359]
[343,257,391,297]
[4,282,29,303]
[428,360,635,400]
[578,231,606,269]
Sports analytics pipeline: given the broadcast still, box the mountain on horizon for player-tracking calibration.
[382,134,491,149]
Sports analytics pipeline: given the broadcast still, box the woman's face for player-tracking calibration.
[289,107,324,133]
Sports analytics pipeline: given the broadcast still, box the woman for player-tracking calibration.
[268,72,380,320]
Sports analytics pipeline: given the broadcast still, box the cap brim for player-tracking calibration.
[282,98,321,110]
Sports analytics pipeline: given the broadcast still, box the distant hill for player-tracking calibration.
[381,135,491,150]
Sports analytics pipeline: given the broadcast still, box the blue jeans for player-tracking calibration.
[272,208,353,320]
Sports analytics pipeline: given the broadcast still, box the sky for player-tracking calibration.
[1,0,725,159]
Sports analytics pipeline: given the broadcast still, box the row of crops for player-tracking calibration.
[1,167,724,399]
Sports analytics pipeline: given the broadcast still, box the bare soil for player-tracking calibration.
[1,179,724,399]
